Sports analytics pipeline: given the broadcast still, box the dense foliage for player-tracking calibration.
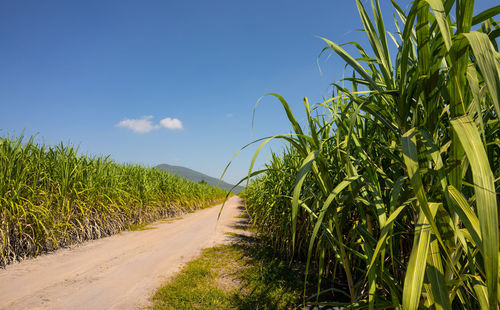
[240,0,500,308]
[0,135,227,266]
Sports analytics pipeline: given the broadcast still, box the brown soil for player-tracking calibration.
[0,196,243,310]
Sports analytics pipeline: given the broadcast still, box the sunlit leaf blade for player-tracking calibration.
[463,32,500,119]
[471,5,500,26]
[451,115,498,309]
[402,204,439,310]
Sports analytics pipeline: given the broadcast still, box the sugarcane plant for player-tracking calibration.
[0,135,227,267]
[239,0,500,308]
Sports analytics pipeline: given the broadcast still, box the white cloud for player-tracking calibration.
[117,116,184,133]
[116,116,158,134]
[159,117,183,130]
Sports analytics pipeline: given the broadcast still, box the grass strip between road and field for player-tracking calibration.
[149,232,305,310]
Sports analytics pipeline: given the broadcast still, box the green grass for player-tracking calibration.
[151,246,232,309]
[128,223,157,231]
[158,217,183,223]
[150,234,304,310]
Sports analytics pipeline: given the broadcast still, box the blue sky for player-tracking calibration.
[0,0,493,184]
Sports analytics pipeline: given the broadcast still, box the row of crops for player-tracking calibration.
[240,0,499,309]
[0,135,227,267]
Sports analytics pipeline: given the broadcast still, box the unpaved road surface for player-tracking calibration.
[0,196,244,310]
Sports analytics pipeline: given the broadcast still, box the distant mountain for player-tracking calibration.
[155,164,244,193]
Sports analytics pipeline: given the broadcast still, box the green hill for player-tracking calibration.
[155,164,244,193]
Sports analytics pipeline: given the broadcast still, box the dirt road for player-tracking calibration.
[0,196,243,310]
